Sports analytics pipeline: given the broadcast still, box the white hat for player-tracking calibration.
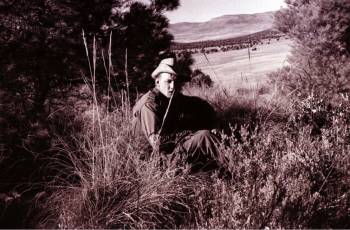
[159,58,174,66]
[151,58,176,79]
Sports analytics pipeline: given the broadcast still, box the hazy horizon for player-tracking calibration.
[169,10,277,25]
[165,0,286,23]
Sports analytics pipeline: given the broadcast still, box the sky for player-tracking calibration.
[164,0,286,23]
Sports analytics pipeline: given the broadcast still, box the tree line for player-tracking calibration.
[175,39,271,55]
[171,29,283,51]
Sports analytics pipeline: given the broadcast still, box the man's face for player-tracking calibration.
[156,72,176,98]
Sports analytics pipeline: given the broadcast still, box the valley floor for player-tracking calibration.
[192,38,292,91]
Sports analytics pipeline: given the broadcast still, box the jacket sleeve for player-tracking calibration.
[140,102,160,138]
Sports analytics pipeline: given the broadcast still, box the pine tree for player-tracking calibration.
[0,0,181,116]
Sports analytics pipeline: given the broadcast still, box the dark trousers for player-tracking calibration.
[176,130,227,173]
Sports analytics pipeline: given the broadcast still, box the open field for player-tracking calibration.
[192,38,292,91]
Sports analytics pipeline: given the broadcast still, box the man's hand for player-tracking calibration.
[149,134,160,149]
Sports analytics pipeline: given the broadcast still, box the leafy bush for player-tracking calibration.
[274,0,350,99]
[188,69,213,88]
[186,94,350,228]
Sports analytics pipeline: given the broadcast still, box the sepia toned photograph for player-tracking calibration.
[1,0,350,228]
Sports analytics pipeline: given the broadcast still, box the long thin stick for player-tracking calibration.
[158,90,175,136]
[151,90,175,157]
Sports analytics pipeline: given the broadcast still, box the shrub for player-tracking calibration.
[274,0,350,99]
[185,94,350,228]
[188,69,213,88]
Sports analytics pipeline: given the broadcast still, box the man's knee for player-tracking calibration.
[183,130,220,172]
[192,130,218,144]
[184,129,219,153]
[195,129,211,137]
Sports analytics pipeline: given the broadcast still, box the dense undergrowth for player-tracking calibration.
[31,85,350,228]
[2,0,349,227]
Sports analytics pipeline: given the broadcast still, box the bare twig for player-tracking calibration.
[159,90,175,136]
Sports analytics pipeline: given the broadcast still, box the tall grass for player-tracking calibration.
[41,108,204,228]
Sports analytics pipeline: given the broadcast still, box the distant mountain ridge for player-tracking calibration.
[168,11,275,43]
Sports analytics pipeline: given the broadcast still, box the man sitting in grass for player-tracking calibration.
[132,56,228,173]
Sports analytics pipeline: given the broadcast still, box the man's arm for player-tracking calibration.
[140,103,160,148]
[140,100,176,153]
